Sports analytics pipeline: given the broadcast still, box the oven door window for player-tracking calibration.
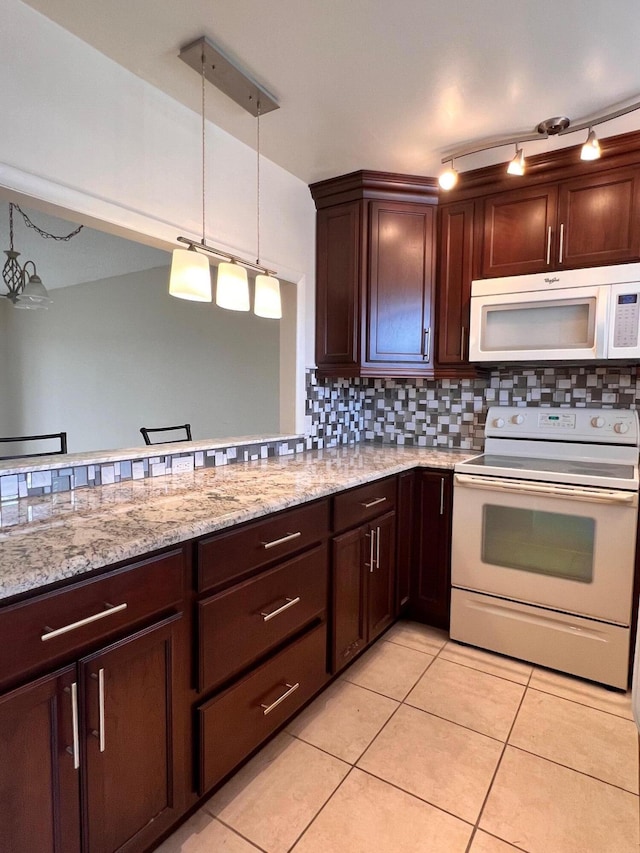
[482,504,595,582]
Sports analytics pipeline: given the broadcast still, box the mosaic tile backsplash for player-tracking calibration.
[2,364,639,504]
[305,365,640,452]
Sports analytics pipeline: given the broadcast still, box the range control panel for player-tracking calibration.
[485,406,639,444]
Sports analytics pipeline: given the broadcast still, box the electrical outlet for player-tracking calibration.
[172,457,195,475]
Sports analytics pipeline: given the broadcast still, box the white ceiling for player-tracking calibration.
[21,0,640,184]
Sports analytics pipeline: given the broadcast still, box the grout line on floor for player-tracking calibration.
[524,682,634,722]
[463,662,534,853]
[400,698,514,746]
[212,815,269,852]
[505,743,640,797]
[284,765,357,852]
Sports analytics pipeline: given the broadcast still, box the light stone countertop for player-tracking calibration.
[0,444,477,603]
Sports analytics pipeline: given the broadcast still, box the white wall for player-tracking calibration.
[0,0,316,433]
[1,265,281,453]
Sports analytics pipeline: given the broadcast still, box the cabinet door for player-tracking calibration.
[558,168,640,268]
[331,527,367,673]
[367,510,397,643]
[316,202,362,370]
[81,614,181,853]
[411,471,453,630]
[437,201,475,364]
[396,470,416,613]
[0,665,81,853]
[482,185,558,278]
[366,201,435,366]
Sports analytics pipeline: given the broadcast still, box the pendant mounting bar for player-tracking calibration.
[179,36,279,117]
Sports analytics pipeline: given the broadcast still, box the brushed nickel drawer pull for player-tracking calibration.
[360,497,387,509]
[42,602,128,641]
[261,596,301,622]
[260,682,300,716]
[90,668,106,753]
[64,681,80,770]
[262,531,302,550]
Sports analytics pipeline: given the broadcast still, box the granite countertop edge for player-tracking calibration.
[0,445,477,603]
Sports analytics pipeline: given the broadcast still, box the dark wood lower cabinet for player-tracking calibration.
[0,665,81,853]
[82,615,181,853]
[331,507,396,673]
[411,470,453,630]
[0,613,181,853]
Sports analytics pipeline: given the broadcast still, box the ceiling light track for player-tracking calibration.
[438,94,640,189]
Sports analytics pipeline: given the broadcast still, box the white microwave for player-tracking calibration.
[469,262,640,363]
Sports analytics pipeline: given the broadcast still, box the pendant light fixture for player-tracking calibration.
[172,36,281,314]
[507,144,526,176]
[169,49,212,303]
[253,102,282,319]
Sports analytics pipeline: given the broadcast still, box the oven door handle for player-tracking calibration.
[454,473,637,504]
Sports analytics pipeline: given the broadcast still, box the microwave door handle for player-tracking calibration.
[454,473,636,504]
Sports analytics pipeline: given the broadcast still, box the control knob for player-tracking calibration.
[614,422,630,434]
[511,414,525,425]
[493,417,505,428]
[591,416,606,428]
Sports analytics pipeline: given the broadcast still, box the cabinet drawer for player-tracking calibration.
[197,499,329,593]
[332,477,396,532]
[0,548,184,689]
[198,621,328,794]
[198,543,328,691]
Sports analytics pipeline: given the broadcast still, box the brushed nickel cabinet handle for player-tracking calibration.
[261,596,301,622]
[368,528,375,573]
[91,668,106,753]
[260,682,299,715]
[422,327,432,361]
[460,326,466,361]
[64,682,80,770]
[546,226,552,265]
[375,525,381,569]
[440,478,445,516]
[360,497,387,509]
[42,602,127,641]
[261,531,302,550]
[559,223,565,264]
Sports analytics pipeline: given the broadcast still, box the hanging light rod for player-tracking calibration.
[179,36,279,117]
[440,94,640,163]
[176,236,277,277]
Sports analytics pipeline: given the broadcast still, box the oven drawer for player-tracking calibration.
[197,500,329,593]
[198,621,328,794]
[198,543,328,691]
[450,588,630,689]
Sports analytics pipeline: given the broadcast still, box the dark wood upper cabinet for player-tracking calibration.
[436,200,476,365]
[367,201,434,367]
[310,171,440,378]
[480,165,640,278]
[558,168,640,268]
[481,184,558,278]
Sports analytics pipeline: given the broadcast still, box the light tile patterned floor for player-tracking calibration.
[157,621,640,853]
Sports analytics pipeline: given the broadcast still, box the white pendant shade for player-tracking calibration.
[17,275,52,309]
[254,274,282,319]
[216,262,250,311]
[169,248,212,302]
